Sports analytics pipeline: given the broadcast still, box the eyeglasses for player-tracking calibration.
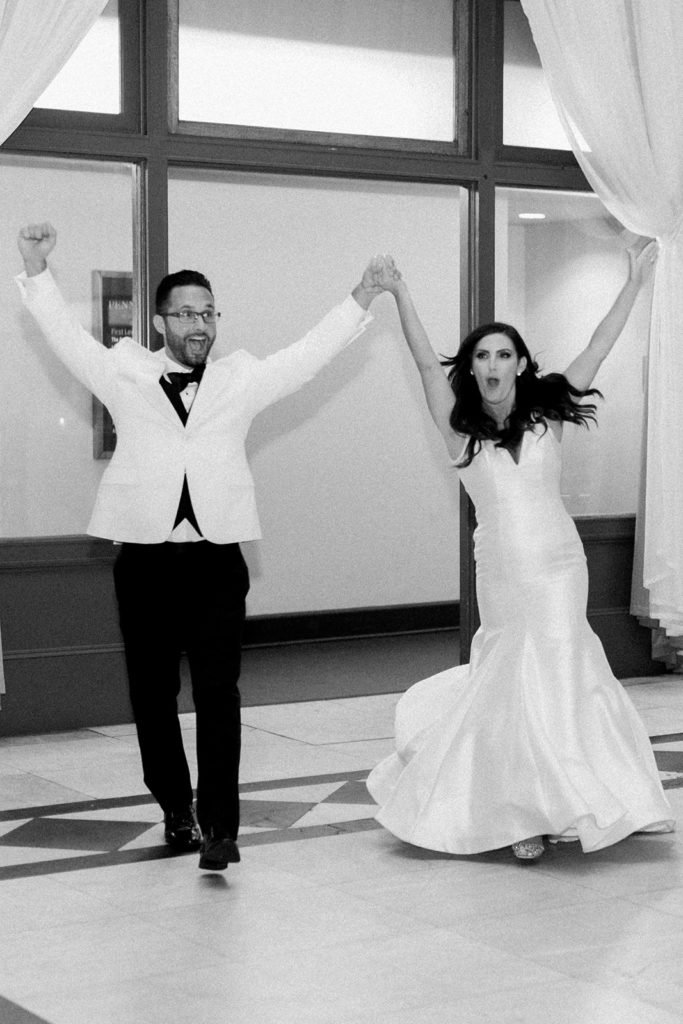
[163,310,221,324]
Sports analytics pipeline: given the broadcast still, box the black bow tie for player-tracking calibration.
[165,363,206,392]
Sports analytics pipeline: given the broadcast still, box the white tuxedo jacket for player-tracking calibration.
[18,269,372,544]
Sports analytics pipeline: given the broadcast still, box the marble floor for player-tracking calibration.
[2,672,683,1023]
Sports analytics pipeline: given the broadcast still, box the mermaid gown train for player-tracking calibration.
[367,426,674,854]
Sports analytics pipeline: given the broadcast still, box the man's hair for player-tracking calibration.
[155,269,213,313]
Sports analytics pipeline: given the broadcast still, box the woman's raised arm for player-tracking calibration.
[373,256,463,455]
[563,239,658,392]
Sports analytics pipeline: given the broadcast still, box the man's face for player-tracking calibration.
[153,285,217,368]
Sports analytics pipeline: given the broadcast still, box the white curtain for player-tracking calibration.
[0,0,108,144]
[520,0,683,658]
[0,0,107,705]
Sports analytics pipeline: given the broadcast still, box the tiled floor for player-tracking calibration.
[2,673,683,1023]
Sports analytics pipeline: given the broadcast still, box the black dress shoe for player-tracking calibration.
[198,828,241,871]
[164,808,201,852]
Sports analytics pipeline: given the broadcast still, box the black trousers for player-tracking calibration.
[113,541,249,837]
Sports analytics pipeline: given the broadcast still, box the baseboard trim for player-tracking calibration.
[2,604,461,662]
[3,643,124,661]
[243,602,460,647]
[574,515,635,544]
[0,535,115,571]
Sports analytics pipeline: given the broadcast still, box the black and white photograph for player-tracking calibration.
[1,3,683,1023]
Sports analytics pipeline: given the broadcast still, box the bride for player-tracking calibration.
[366,242,674,862]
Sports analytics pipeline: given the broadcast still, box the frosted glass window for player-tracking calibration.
[503,0,570,150]
[178,0,456,141]
[1,155,135,537]
[35,0,120,114]
[496,186,646,515]
[168,168,465,614]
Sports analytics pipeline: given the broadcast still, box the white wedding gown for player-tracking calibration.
[367,426,674,854]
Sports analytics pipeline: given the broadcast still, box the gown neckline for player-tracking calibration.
[501,429,525,467]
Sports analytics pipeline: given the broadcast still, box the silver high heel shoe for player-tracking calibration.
[511,836,545,861]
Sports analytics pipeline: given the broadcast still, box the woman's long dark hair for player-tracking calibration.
[443,322,601,467]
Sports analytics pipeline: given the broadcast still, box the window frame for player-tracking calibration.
[168,0,473,157]
[18,0,142,136]
[0,0,595,659]
[497,0,579,167]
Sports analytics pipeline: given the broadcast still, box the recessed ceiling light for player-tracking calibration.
[518,212,546,220]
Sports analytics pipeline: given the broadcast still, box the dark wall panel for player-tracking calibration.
[0,519,665,736]
[578,516,663,679]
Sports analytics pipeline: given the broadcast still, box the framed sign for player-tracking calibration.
[91,270,133,458]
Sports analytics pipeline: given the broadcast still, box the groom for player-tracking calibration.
[17,223,383,870]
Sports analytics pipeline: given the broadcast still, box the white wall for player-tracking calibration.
[497,211,647,515]
[168,170,463,615]
[495,195,526,331]
[0,155,133,536]
[526,222,647,515]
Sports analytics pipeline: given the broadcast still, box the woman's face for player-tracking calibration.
[471,333,527,410]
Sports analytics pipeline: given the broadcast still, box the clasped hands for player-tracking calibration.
[363,253,403,294]
[352,253,404,309]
